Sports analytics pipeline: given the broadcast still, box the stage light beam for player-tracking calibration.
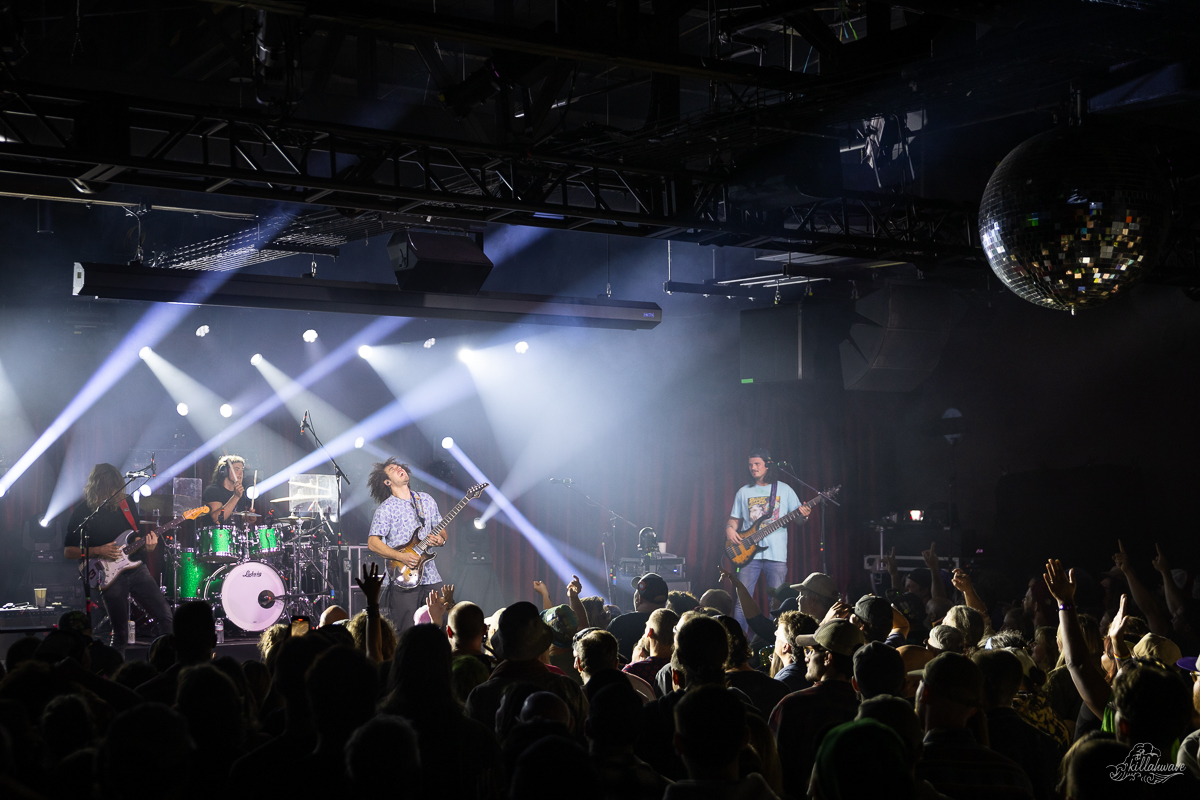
[441,437,454,449]
[303,329,318,343]
[473,517,485,530]
[515,341,529,354]
[220,404,233,418]
[354,437,365,448]
[195,325,210,337]
[176,403,189,416]
[424,338,436,349]
[358,345,372,359]
[251,353,262,366]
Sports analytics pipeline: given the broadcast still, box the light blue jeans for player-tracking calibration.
[732,558,788,630]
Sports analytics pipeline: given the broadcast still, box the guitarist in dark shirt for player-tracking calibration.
[64,463,174,651]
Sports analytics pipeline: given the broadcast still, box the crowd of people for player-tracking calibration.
[1,540,1199,800]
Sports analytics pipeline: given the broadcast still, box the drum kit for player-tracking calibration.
[162,501,338,633]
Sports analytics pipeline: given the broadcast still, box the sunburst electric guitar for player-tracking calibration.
[82,506,210,591]
[723,487,841,567]
[385,483,489,589]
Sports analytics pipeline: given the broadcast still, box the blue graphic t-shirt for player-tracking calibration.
[369,492,443,586]
[730,483,800,562]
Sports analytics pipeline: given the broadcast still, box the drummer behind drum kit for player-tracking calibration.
[164,501,340,633]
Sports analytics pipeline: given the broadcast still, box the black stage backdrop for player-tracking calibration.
[0,381,901,616]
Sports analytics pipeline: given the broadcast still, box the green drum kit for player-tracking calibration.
[165,509,334,632]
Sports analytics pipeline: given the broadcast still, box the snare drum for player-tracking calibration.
[198,527,238,564]
[248,526,281,558]
[202,560,286,632]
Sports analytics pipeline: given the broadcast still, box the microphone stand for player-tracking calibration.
[773,461,840,576]
[74,464,150,631]
[300,413,346,539]
[554,480,644,605]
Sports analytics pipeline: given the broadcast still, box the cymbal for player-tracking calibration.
[232,512,261,520]
[270,497,295,503]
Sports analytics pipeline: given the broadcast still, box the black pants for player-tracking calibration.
[383,581,442,635]
[101,563,173,650]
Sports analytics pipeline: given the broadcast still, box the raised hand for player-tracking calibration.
[426,587,446,624]
[951,567,974,594]
[823,600,852,624]
[922,542,940,572]
[533,580,549,598]
[566,574,583,600]
[355,562,383,605]
[1043,559,1076,606]
[1113,540,1131,574]
[883,546,899,577]
[440,584,456,607]
[1152,544,1171,575]
[1108,593,1131,642]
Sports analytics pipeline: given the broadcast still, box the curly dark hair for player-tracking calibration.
[367,458,413,504]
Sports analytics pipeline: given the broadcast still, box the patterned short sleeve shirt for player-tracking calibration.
[369,492,443,586]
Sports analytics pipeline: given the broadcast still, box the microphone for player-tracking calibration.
[125,471,148,478]
[300,410,309,435]
[150,453,156,479]
[549,478,573,486]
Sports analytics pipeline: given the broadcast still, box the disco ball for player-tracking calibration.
[979,126,1171,312]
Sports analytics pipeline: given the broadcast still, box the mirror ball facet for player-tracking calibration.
[979,126,1170,312]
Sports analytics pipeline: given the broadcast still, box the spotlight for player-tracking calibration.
[358,345,372,359]
[423,338,436,349]
[176,403,189,416]
[457,348,473,364]
[195,325,210,337]
[247,486,258,500]
[39,518,49,528]
[441,437,454,449]
[219,404,233,418]
[515,341,529,354]
[303,329,318,343]
[140,485,152,499]
[473,517,485,530]
[139,347,151,359]
[251,353,263,366]
[354,436,364,449]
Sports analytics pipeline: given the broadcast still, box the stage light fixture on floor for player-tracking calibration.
[303,329,318,343]
[424,338,436,349]
[220,404,233,418]
[358,345,372,359]
[139,347,151,359]
[140,485,152,498]
[473,517,485,530]
[251,353,263,366]
[176,403,189,416]
[441,437,454,449]
[196,325,210,337]
[354,436,364,448]
[515,341,529,354]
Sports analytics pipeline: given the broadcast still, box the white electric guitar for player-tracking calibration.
[81,506,209,591]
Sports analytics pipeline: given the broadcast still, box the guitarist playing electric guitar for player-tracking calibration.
[64,463,176,651]
[366,457,449,635]
[724,448,810,630]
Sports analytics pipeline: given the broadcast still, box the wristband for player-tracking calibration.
[1058,603,1075,612]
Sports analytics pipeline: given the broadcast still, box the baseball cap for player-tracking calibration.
[541,605,579,649]
[1132,633,1182,668]
[791,572,837,600]
[632,573,669,602]
[795,619,866,657]
[927,625,965,653]
[496,601,554,661]
[1176,655,1198,673]
[853,595,893,632]
[771,596,799,620]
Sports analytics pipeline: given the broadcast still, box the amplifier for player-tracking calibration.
[618,555,686,580]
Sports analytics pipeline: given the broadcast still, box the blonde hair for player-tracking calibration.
[347,610,398,662]
[85,463,127,512]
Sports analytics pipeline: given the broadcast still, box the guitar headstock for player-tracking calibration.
[825,486,841,498]
[466,483,489,500]
[183,506,210,521]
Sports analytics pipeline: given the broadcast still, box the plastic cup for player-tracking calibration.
[34,588,46,608]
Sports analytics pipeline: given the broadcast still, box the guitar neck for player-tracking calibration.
[746,495,825,544]
[409,493,472,554]
[123,517,185,557]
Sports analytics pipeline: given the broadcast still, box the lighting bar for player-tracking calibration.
[75,262,663,330]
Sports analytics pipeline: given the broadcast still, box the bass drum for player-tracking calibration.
[201,560,286,632]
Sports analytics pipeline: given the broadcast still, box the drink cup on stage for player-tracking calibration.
[34,587,46,608]
[658,542,667,554]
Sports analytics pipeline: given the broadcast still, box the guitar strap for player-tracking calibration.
[764,481,778,521]
[118,498,139,532]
